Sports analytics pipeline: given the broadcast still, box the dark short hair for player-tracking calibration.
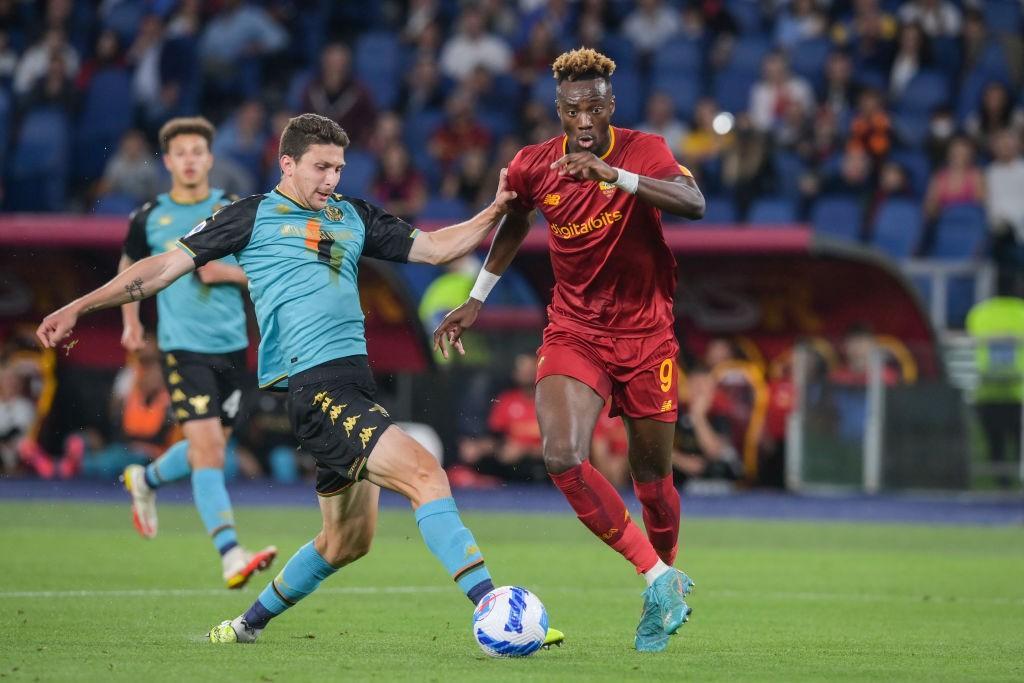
[279,113,350,160]
[158,116,215,153]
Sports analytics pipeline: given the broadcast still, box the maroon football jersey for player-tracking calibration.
[506,127,692,337]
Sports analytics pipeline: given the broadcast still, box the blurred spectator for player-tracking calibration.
[442,147,490,208]
[830,324,900,386]
[372,143,426,223]
[401,0,441,46]
[208,155,257,198]
[638,92,687,154]
[591,407,629,489]
[513,20,560,87]
[869,159,913,218]
[75,28,124,92]
[519,99,560,144]
[234,391,300,483]
[775,97,813,153]
[673,364,742,488]
[749,52,814,133]
[721,113,770,219]
[212,99,267,177]
[795,106,842,176]
[261,109,293,182]
[366,111,404,157]
[439,7,512,81]
[924,106,957,167]
[889,22,930,98]
[13,27,79,95]
[126,14,164,118]
[0,361,34,475]
[846,87,891,163]
[924,135,985,221]
[985,129,1024,295]
[485,353,545,482]
[429,91,492,171]
[818,50,857,119]
[965,83,1024,152]
[834,0,897,77]
[898,0,961,39]
[821,148,875,204]
[300,43,377,146]
[19,52,75,111]
[96,129,161,203]
[622,0,680,57]
[198,0,287,78]
[774,0,827,49]
[399,54,446,115]
[0,30,16,88]
[680,98,729,182]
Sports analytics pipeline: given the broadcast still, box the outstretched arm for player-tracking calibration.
[37,249,195,348]
[430,208,532,359]
[407,168,518,265]
[117,254,146,351]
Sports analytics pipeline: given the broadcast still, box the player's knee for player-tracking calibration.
[405,452,450,506]
[316,531,372,568]
[189,438,225,468]
[542,435,586,474]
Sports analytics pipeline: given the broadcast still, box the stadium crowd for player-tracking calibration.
[2,0,1023,488]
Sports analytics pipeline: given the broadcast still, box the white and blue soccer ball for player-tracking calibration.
[472,586,548,657]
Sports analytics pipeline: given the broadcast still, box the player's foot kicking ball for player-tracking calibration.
[208,616,260,643]
[121,464,157,539]
[222,546,278,589]
[542,627,565,650]
[635,568,694,653]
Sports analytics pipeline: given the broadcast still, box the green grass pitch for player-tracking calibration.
[1,500,1022,682]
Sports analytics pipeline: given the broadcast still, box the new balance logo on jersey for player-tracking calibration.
[660,400,674,412]
[543,193,561,206]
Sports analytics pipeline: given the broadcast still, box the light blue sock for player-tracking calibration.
[144,440,191,489]
[415,497,494,603]
[191,468,238,555]
[251,541,337,624]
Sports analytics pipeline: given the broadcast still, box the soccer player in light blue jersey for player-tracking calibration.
[117,117,276,589]
[37,113,563,649]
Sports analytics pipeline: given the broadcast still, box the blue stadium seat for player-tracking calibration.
[773,150,805,200]
[713,67,758,114]
[652,39,702,75]
[600,32,638,71]
[983,1,1022,37]
[530,76,556,105]
[75,68,134,181]
[0,89,9,171]
[339,149,377,198]
[870,199,922,259]
[810,196,862,242]
[727,0,764,35]
[403,109,445,149]
[609,65,643,126]
[93,193,139,216]
[651,72,701,120]
[355,31,404,109]
[788,38,830,88]
[930,204,988,259]
[747,197,797,225]
[7,107,70,211]
[700,196,738,225]
[891,111,930,148]
[888,149,931,197]
[420,196,470,221]
[895,71,949,117]
[726,36,770,75]
[931,37,962,76]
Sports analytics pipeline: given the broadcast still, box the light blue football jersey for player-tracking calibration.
[177,189,418,389]
[123,189,248,354]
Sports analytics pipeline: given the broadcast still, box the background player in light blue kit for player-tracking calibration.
[119,117,276,589]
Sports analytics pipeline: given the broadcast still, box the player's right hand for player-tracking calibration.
[121,322,146,352]
[432,299,482,360]
[36,306,79,349]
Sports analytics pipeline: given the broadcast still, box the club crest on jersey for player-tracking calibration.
[158,215,173,225]
[324,205,343,222]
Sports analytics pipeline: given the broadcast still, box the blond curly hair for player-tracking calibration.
[551,48,617,82]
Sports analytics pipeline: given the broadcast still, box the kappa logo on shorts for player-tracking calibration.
[171,388,186,402]
[188,394,211,415]
[343,414,361,437]
[165,353,177,366]
[369,403,389,418]
[175,408,189,420]
[329,403,347,425]
[168,371,182,385]
[358,426,378,448]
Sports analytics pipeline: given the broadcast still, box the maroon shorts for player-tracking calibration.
[536,320,680,422]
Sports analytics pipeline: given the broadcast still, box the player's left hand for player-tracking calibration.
[37,306,78,349]
[490,167,518,213]
[549,152,617,183]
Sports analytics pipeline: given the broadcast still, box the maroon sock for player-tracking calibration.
[550,461,659,574]
[632,475,680,566]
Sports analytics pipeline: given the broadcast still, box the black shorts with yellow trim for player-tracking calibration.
[161,349,246,427]
[286,356,393,496]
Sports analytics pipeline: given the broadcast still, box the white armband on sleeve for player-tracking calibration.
[469,269,501,303]
[612,167,640,194]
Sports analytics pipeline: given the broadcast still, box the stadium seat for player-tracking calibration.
[355,31,404,109]
[713,67,758,114]
[701,196,738,225]
[600,32,638,71]
[608,65,643,126]
[727,0,764,35]
[651,72,701,121]
[931,37,962,76]
[93,193,139,216]
[420,196,470,221]
[895,71,949,117]
[891,111,930,149]
[810,196,862,242]
[772,150,805,200]
[747,198,797,225]
[338,149,377,198]
[0,89,10,171]
[983,0,1023,34]
[788,38,830,88]
[652,39,702,75]
[870,199,922,260]
[930,204,988,260]
[888,149,931,197]
[75,68,134,181]
[725,36,770,75]
[7,107,70,211]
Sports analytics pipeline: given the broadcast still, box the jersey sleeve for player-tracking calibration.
[504,148,536,213]
[638,135,689,180]
[122,202,154,261]
[177,194,263,267]
[348,197,418,263]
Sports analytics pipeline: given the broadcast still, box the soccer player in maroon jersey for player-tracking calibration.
[433,48,705,653]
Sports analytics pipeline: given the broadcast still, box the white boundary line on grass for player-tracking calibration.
[1,586,1021,606]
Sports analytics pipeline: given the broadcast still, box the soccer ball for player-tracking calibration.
[472,586,548,657]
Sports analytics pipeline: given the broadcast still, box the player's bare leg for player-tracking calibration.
[187,418,276,588]
[211,481,378,643]
[624,416,679,566]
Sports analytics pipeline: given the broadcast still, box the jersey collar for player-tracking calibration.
[562,126,616,160]
[273,185,309,210]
